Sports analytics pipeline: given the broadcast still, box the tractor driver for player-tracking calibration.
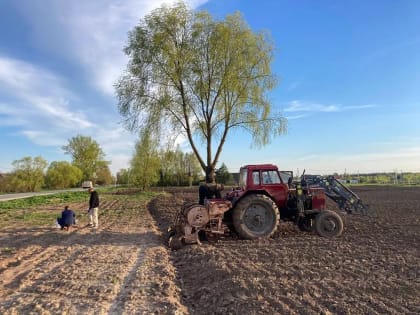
[198,183,224,205]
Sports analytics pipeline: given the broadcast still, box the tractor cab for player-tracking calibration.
[232,164,289,208]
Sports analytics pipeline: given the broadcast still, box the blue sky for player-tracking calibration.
[0,0,419,176]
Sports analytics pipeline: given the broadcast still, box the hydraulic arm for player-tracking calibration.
[302,175,368,214]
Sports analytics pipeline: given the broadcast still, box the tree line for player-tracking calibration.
[343,173,420,185]
[115,132,233,190]
[0,135,112,193]
[0,133,233,193]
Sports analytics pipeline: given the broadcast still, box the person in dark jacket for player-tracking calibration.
[88,185,100,228]
[57,206,76,231]
[198,183,224,205]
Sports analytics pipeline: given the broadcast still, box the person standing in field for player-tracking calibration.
[87,184,100,228]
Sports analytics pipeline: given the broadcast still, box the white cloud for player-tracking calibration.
[1,1,210,174]
[284,100,376,113]
[108,153,133,175]
[0,57,67,96]
[0,55,137,173]
[0,56,93,132]
[13,0,209,96]
[21,130,64,147]
[284,114,308,120]
[284,100,339,112]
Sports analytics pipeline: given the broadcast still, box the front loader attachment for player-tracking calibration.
[302,175,368,214]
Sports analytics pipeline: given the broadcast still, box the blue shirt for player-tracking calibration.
[61,209,76,225]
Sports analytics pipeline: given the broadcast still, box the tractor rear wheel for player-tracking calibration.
[232,194,279,239]
[315,210,343,237]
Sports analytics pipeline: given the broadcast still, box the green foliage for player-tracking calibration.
[116,168,130,185]
[0,191,88,210]
[3,211,58,227]
[0,174,13,193]
[403,173,420,184]
[116,2,286,183]
[62,135,109,181]
[342,173,420,185]
[0,190,162,229]
[8,156,48,192]
[158,146,202,186]
[130,132,161,190]
[45,161,83,189]
[96,163,113,185]
[215,163,233,184]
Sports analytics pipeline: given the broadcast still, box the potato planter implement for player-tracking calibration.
[168,164,368,249]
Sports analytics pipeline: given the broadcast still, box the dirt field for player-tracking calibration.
[0,186,419,314]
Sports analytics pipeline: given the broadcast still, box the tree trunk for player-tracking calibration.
[205,165,216,183]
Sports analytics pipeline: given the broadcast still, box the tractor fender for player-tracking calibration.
[232,189,275,207]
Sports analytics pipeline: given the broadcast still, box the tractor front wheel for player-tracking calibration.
[232,194,279,239]
[315,210,343,237]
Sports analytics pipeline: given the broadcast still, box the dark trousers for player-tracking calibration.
[57,217,71,230]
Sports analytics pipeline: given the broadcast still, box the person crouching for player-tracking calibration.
[57,206,76,231]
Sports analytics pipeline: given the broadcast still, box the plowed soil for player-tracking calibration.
[0,186,419,314]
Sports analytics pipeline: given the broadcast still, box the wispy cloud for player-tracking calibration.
[284,100,376,113]
[13,0,209,96]
[0,56,93,131]
[0,55,136,172]
[285,114,309,120]
[1,1,210,173]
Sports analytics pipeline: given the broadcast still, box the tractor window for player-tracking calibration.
[252,171,260,185]
[279,171,293,184]
[262,170,281,184]
[239,168,247,187]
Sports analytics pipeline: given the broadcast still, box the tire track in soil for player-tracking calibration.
[149,188,420,315]
[0,195,186,314]
[1,187,419,314]
[0,200,119,296]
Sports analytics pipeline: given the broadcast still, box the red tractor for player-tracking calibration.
[168,164,367,249]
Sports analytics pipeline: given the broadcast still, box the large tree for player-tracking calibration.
[116,2,286,183]
[9,156,48,192]
[62,135,108,182]
[45,161,83,189]
[95,162,113,186]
